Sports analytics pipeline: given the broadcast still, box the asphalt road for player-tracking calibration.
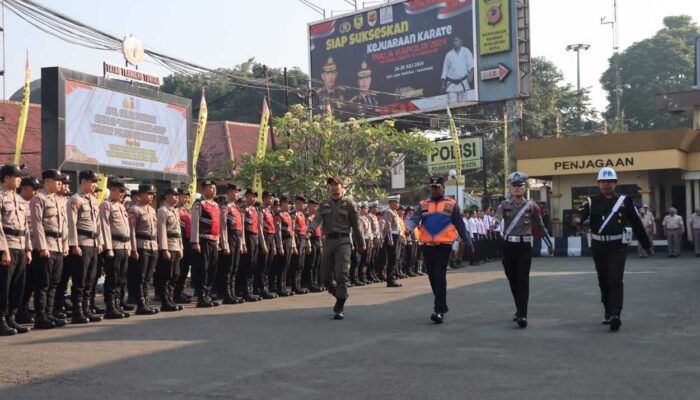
[1,254,698,400]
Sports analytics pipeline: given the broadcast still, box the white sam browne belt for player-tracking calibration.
[505,235,532,243]
[591,234,623,242]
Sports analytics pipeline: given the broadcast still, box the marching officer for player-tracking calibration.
[291,196,311,294]
[66,170,103,324]
[218,184,246,304]
[174,188,192,303]
[495,172,554,328]
[29,169,69,329]
[0,164,32,334]
[311,176,365,320]
[190,180,222,308]
[128,184,160,315]
[406,177,472,324]
[155,187,184,312]
[382,195,403,287]
[257,191,278,299]
[573,167,653,332]
[99,179,131,319]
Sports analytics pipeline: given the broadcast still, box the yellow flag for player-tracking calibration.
[14,50,30,164]
[446,107,462,175]
[251,98,270,201]
[188,89,208,207]
[96,173,108,203]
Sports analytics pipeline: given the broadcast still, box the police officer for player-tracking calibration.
[218,184,246,304]
[273,195,296,297]
[16,176,41,325]
[237,188,266,302]
[311,176,365,320]
[66,170,103,324]
[29,169,69,329]
[662,207,684,257]
[406,177,472,324]
[317,56,346,115]
[155,187,184,312]
[291,196,311,294]
[357,202,372,285]
[573,167,653,332]
[54,172,74,319]
[367,201,382,283]
[0,164,32,334]
[304,199,324,292]
[174,188,193,303]
[128,184,159,315]
[257,191,278,299]
[99,179,131,319]
[495,172,554,328]
[383,195,403,287]
[190,180,222,308]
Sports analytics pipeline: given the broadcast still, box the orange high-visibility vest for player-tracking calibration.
[418,197,457,244]
[398,218,407,239]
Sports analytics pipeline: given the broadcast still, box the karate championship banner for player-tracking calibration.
[64,80,188,175]
[309,0,476,121]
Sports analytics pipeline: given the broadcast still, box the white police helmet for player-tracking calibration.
[597,167,618,181]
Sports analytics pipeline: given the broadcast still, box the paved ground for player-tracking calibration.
[1,254,699,400]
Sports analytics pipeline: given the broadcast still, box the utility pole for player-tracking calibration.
[602,0,621,132]
[565,43,590,92]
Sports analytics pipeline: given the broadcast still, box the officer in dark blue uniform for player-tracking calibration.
[573,167,653,332]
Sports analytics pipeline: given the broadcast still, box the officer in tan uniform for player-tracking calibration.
[99,179,132,319]
[54,172,73,319]
[662,207,684,257]
[174,188,193,303]
[0,164,32,334]
[128,184,160,315]
[155,187,184,312]
[311,176,365,320]
[29,169,68,329]
[66,170,103,324]
[16,176,42,325]
[383,195,403,287]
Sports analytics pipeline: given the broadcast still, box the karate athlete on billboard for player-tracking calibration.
[441,36,475,104]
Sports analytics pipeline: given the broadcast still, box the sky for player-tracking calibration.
[2,0,700,115]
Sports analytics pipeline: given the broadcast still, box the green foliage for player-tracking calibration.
[237,104,432,200]
[600,15,699,131]
[160,58,309,123]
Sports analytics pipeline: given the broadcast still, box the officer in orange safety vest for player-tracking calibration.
[406,176,472,324]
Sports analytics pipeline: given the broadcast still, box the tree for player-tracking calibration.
[160,59,309,123]
[236,104,432,201]
[600,15,699,131]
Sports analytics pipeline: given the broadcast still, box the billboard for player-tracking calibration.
[41,67,192,182]
[64,80,188,174]
[427,137,483,175]
[308,0,526,121]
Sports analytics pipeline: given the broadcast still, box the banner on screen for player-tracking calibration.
[64,80,188,175]
[309,0,477,121]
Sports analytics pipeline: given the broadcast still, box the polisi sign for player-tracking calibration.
[427,137,483,175]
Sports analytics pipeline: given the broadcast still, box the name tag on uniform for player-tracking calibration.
[444,203,453,213]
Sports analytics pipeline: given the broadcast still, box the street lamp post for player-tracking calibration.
[566,43,591,92]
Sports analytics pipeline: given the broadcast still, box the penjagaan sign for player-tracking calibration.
[427,137,483,175]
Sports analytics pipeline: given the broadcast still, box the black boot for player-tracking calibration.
[83,300,102,322]
[7,314,30,333]
[104,300,125,319]
[34,312,56,329]
[15,304,34,324]
[71,303,89,324]
[221,287,239,305]
[293,273,309,294]
[333,298,346,320]
[196,293,215,308]
[136,297,158,315]
[0,316,17,336]
[115,299,131,318]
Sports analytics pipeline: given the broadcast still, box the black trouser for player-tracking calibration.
[271,237,293,291]
[592,242,627,317]
[20,257,34,312]
[30,250,63,317]
[56,254,74,310]
[155,250,182,303]
[68,246,97,308]
[385,234,400,282]
[104,249,128,306]
[374,242,386,278]
[502,242,532,318]
[218,233,242,296]
[174,239,192,295]
[255,233,274,292]
[192,239,218,299]
[130,248,157,302]
[0,249,26,317]
[90,252,105,307]
[236,233,258,296]
[358,239,370,280]
[422,244,452,314]
[404,243,415,274]
[305,237,322,287]
[289,235,306,287]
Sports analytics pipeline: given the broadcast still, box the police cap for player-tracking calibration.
[20,177,42,189]
[138,184,157,194]
[79,170,98,182]
[244,188,258,196]
[41,169,62,181]
[226,183,240,192]
[108,179,126,190]
[0,164,27,179]
[164,187,179,196]
[429,176,445,187]
[508,171,528,185]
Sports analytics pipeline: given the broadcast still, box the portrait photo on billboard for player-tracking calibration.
[308,0,477,121]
